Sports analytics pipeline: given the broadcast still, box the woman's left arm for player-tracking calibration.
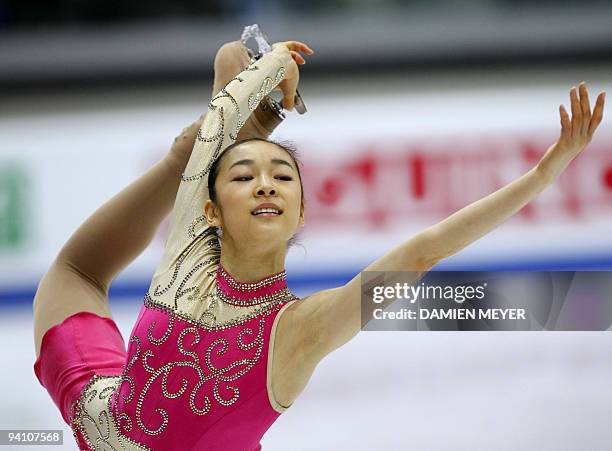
[413,83,605,264]
[296,83,605,364]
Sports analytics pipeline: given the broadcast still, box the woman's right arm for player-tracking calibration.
[166,40,298,176]
[154,42,311,274]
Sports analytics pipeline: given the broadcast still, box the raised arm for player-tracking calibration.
[166,40,289,179]
[51,40,288,296]
[299,82,606,363]
[153,41,312,278]
[155,49,289,274]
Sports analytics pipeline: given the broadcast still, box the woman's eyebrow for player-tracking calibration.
[228,158,295,170]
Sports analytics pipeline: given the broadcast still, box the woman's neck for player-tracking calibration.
[219,244,287,283]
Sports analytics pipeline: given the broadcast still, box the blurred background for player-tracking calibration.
[1,0,612,449]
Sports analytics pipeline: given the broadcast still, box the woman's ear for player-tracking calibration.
[204,199,222,228]
[299,202,305,227]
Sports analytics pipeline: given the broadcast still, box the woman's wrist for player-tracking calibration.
[214,41,286,140]
[238,99,283,139]
[270,46,294,67]
[535,142,571,186]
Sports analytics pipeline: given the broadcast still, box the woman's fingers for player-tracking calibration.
[271,40,314,65]
[560,83,605,145]
[277,76,298,111]
[587,91,606,138]
[570,86,582,140]
[559,104,571,141]
[578,82,591,137]
[273,41,314,56]
[282,41,314,54]
[282,86,296,111]
[270,40,314,111]
[290,50,306,65]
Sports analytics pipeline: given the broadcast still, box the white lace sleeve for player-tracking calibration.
[147,50,291,315]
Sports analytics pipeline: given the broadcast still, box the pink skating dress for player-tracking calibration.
[34,49,300,450]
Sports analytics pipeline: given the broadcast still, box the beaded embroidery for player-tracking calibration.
[72,263,297,448]
[72,375,150,451]
[144,260,299,331]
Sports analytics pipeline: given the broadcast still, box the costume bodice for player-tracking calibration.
[70,49,298,450]
[71,264,299,450]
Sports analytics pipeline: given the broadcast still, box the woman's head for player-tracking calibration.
[204,138,305,253]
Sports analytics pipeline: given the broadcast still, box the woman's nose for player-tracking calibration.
[256,186,276,196]
[255,177,277,196]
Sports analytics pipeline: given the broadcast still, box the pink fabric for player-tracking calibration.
[34,264,295,450]
[111,303,284,450]
[33,312,126,425]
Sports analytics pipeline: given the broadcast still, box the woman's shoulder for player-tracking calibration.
[275,287,339,357]
[285,287,339,323]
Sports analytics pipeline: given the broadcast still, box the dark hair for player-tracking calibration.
[206,137,306,250]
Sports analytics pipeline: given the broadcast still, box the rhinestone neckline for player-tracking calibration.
[216,264,290,306]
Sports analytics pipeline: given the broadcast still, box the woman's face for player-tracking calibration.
[204,140,304,251]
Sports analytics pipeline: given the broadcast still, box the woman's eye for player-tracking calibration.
[233,175,292,181]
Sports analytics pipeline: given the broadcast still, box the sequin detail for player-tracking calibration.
[248,67,286,111]
[218,264,287,291]
[147,225,298,329]
[125,316,268,436]
[216,264,296,307]
[212,89,243,140]
[72,375,150,451]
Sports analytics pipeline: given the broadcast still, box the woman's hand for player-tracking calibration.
[167,40,313,171]
[271,41,314,111]
[538,82,606,182]
[559,81,605,153]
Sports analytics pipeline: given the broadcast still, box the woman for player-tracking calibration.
[33,36,604,450]
[33,39,308,450]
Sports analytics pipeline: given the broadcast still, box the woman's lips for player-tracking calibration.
[254,213,279,217]
[251,205,283,216]
[251,203,282,215]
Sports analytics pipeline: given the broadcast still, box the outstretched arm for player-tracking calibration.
[298,82,606,363]
[405,83,605,266]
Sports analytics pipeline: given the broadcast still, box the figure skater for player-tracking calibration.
[33,35,605,450]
